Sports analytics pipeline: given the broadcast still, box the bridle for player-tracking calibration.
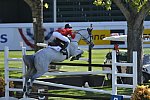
[76,29,91,44]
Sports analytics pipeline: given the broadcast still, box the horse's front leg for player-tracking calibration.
[23,76,30,97]
[70,49,84,61]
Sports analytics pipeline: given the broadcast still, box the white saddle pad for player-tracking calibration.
[37,43,61,52]
[48,46,61,52]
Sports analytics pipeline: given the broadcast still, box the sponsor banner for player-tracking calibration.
[79,29,125,45]
[0,28,23,50]
[18,27,55,49]
[143,29,150,44]
[79,30,110,45]
[0,22,150,50]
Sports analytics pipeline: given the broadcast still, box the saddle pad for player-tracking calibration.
[48,46,61,52]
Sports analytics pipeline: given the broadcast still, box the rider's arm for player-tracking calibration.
[66,29,75,39]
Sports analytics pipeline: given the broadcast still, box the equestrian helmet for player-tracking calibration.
[65,24,72,28]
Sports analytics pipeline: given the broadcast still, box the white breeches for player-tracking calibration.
[53,32,70,43]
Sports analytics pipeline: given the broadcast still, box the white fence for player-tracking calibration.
[4,46,137,99]
[4,46,26,100]
[112,50,137,98]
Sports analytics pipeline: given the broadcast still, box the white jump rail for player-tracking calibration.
[44,70,111,76]
[4,46,26,100]
[42,50,137,99]
[4,47,137,99]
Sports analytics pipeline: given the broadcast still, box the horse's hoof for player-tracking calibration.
[23,86,26,92]
[25,91,29,96]
[70,57,76,61]
[27,86,32,93]
[28,86,32,90]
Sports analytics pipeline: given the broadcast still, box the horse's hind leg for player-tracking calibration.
[31,70,47,81]
[31,61,49,81]
[23,70,33,97]
[23,68,37,97]
[23,55,35,93]
[27,67,37,90]
[23,73,30,97]
[23,65,37,96]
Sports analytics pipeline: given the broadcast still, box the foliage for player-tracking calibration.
[131,85,150,100]
[93,0,150,84]
[93,0,149,12]
[105,51,127,61]
[0,77,14,97]
[93,0,112,10]
[0,77,5,94]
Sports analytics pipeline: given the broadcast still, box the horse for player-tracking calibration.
[22,29,94,94]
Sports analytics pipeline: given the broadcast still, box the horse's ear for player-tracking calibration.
[87,27,93,35]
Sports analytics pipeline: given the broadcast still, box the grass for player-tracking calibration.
[47,87,132,100]
[0,48,150,99]
[0,49,110,77]
[1,48,149,76]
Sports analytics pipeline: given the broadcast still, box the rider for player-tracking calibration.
[52,24,76,55]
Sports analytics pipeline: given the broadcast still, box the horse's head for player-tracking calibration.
[72,29,94,48]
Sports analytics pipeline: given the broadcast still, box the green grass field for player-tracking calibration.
[0,48,149,100]
[0,49,110,77]
[0,48,149,77]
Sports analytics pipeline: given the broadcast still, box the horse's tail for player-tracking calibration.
[23,55,35,77]
[23,55,34,67]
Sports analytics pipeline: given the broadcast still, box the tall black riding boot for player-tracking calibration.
[60,41,69,55]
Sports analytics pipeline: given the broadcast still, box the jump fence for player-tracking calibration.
[4,46,137,99]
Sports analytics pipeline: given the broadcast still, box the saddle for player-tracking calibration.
[48,38,60,46]
[48,38,68,56]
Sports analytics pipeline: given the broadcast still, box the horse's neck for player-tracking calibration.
[71,34,81,43]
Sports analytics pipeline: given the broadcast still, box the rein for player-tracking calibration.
[76,29,91,44]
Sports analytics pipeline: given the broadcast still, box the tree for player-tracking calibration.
[24,0,44,51]
[94,0,150,84]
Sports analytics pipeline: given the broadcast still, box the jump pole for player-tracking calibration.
[87,24,93,71]
[34,50,137,99]
[33,80,112,94]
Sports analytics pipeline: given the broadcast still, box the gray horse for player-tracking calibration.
[23,29,94,94]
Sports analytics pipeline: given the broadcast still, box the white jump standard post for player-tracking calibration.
[112,50,137,98]
[4,46,26,100]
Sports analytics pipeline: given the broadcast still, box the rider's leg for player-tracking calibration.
[53,32,70,43]
[58,39,69,55]
[53,32,70,54]
[59,39,69,49]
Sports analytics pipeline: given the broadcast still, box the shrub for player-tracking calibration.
[0,77,14,97]
[131,85,150,100]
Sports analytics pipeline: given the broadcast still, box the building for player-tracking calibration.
[0,0,150,23]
